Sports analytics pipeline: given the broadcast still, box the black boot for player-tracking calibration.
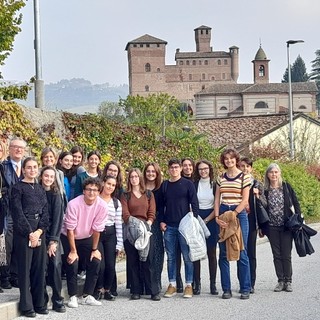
[176,274,183,293]
[193,281,201,295]
[210,282,218,295]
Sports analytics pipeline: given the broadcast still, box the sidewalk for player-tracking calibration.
[1,223,319,320]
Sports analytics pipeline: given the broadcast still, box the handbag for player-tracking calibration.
[255,199,269,226]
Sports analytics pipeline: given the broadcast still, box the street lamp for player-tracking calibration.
[286,39,304,159]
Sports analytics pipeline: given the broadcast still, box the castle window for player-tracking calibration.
[201,30,203,34]
[145,85,149,92]
[157,44,160,47]
[211,76,215,80]
[254,101,268,108]
[157,68,160,72]
[206,30,209,34]
[199,61,202,65]
[146,44,150,48]
[218,60,221,65]
[220,106,227,110]
[192,60,196,65]
[140,44,143,47]
[202,73,205,80]
[189,74,192,81]
[259,65,265,76]
[224,59,228,65]
[204,60,208,65]
[186,60,190,65]
[299,105,307,109]
[179,61,184,65]
[133,44,137,47]
[202,85,205,90]
[145,63,151,72]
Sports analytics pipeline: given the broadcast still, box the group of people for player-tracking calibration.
[0,137,302,317]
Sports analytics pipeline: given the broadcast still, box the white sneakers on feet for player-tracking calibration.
[81,295,102,306]
[67,295,79,308]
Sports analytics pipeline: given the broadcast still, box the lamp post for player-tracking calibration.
[286,39,304,159]
[33,0,45,109]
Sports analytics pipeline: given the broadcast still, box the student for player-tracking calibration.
[69,146,85,200]
[10,157,49,317]
[214,148,251,300]
[121,168,160,301]
[39,166,66,313]
[56,151,74,201]
[61,177,108,308]
[159,159,199,299]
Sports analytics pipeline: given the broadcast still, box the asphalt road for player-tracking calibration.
[14,230,320,320]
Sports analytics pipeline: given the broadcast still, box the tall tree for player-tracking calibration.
[282,55,309,83]
[309,49,320,109]
[0,0,26,78]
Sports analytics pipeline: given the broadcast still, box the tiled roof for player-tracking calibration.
[194,25,212,30]
[194,114,290,149]
[125,34,167,50]
[254,46,268,60]
[198,82,318,95]
[175,51,230,59]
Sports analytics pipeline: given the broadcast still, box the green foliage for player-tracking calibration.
[0,0,26,78]
[119,93,188,134]
[253,159,320,220]
[282,55,309,83]
[98,101,125,120]
[0,82,32,100]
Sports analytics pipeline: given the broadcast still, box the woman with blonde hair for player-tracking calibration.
[0,141,8,162]
[263,163,301,293]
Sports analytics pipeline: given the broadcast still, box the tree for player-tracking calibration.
[0,0,26,78]
[98,101,125,120]
[309,49,320,109]
[282,55,309,83]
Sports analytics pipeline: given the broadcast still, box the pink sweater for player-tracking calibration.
[61,195,108,240]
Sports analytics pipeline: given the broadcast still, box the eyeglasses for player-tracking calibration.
[169,165,180,170]
[198,167,209,171]
[10,145,25,150]
[85,188,99,193]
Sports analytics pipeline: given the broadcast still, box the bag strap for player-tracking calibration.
[284,182,295,216]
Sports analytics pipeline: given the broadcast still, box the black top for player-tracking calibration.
[46,190,64,242]
[10,181,49,237]
[158,177,199,227]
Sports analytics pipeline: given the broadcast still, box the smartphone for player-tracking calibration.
[28,239,42,247]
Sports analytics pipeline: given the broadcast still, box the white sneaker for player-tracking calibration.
[67,295,79,308]
[81,295,102,306]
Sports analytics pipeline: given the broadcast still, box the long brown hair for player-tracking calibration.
[126,168,145,193]
[143,162,162,190]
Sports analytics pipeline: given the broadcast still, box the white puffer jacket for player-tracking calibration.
[178,212,209,262]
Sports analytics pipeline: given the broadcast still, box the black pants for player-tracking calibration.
[15,233,47,312]
[247,228,257,288]
[45,241,63,304]
[96,226,117,290]
[124,236,158,296]
[267,226,293,283]
[61,234,101,297]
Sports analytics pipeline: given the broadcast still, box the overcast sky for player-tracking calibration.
[2,0,320,85]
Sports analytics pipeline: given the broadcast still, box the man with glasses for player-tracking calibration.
[60,177,108,308]
[0,137,26,290]
[159,159,199,299]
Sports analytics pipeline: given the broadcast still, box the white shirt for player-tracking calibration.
[197,177,214,210]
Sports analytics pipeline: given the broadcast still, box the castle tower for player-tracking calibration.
[125,34,167,96]
[252,46,270,84]
[230,46,239,82]
[194,25,212,52]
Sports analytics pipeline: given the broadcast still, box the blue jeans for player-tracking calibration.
[218,204,251,293]
[163,225,193,284]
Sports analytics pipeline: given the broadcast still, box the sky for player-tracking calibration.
[2,0,320,86]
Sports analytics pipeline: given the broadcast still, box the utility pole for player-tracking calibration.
[33,0,45,109]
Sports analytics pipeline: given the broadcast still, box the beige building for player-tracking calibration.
[125,25,239,103]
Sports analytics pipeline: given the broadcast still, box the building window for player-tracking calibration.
[179,61,184,65]
[202,73,205,80]
[157,68,160,72]
[202,85,205,90]
[157,44,160,47]
[224,59,228,65]
[189,74,192,81]
[133,44,137,47]
[299,105,307,109]
[201,30,203,34]
[140,44,143,47]
[217,59,221,65]
[145,85,149,92]
[186,60,190,65]
[204,60,208,65]
[259,65,265,76]
[146,44,150,48]
[254,101,268,108]
[192,60,196,65]
[211,76,215,80]
[199,61,202,65]
[145,63,151,72]
[220,106,227,110]
[206,30,209,34]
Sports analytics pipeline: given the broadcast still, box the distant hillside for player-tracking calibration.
[18,78,129,113]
